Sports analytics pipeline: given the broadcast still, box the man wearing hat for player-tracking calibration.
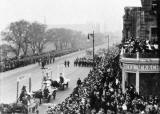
[59,73,64,84]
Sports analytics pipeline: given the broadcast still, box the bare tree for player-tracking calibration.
[45,28,58,50]
[45,28,89,50]
[29,22,47,54]
[20,21,31,56]
[1,20,30,57]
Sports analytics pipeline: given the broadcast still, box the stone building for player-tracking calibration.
[120,0,160,96]
[122,0,158,42]
[122,7,142,42]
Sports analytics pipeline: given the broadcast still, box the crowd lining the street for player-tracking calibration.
[121,39,159,58]
[0,49,77,72]
[46,47,160,114]
[1,46,160,114]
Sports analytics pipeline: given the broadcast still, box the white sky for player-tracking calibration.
[0,0,141,32]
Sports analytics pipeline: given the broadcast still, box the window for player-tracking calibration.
[151,27,157,37]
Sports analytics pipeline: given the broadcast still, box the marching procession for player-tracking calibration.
[74,57,94,67]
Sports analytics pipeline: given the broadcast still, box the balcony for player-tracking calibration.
[120,49,159,64]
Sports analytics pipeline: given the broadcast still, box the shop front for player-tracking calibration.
[121,57,160,96]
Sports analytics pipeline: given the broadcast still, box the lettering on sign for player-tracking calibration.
[18,75,25,81]
[17,73,31,82]
[124,64,160,72]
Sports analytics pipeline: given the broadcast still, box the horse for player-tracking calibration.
[32,88,51,103]
[32,90,43,104]
[50,79,68,90]
[50,80,60,88]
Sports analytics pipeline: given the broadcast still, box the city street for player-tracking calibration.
[0,44,108,113]
[0,49,88,102]
[0,50,90,113]
[1,0,159,113]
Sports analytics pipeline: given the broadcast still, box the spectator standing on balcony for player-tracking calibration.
[146,40,152,52]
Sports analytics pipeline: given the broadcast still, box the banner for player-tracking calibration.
[17,73,31,99]
[17,73,31,82]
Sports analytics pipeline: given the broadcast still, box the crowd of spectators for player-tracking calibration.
[1,46,160,114]
[0,49,77,72]
[121,39,159,58]
[46,46,160,114]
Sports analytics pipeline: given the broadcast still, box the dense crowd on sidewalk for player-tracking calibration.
[1,46,160,114]
[46,47,160,114]
[0,49,77,72]
[0,54,54,72]
[121,38,159,58]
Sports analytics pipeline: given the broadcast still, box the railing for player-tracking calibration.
[123,53,137,58]
[121,50,159,59]
[139,53,159,58]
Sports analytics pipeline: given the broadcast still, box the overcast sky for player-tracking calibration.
[0,0,141,32]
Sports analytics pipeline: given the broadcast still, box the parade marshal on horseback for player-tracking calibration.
[13,85,30,113]
[19,86,28,102]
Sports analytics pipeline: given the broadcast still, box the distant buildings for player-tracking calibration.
[48,23,101,34]
[48,23,122,45]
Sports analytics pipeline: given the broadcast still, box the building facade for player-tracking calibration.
[121,0,160,96]
[122,0,158,42]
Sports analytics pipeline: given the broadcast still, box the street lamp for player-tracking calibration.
[105,34,109,53]
[88,31,95,68]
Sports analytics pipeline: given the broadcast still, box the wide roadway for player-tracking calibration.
[0,43,109,113]
[0,48,90,101]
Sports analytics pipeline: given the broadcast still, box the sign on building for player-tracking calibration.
[124,64,160,72]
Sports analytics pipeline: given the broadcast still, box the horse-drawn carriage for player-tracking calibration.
[42,68,70,90]
[32,78,57,103]
[51,73,70,90]
[31,68,57,103]
[32,88,56,103]
[31,68,70,104]
[33,82,57,103]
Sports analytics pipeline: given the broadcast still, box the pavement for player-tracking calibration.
[0,43,109,113]
[0,49,91,114]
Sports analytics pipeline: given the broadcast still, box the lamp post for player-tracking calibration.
[105,34,109,53]
[88,31,95,68]
[108,35,109,53]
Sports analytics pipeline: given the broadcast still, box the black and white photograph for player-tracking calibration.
[0,0,160,113]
